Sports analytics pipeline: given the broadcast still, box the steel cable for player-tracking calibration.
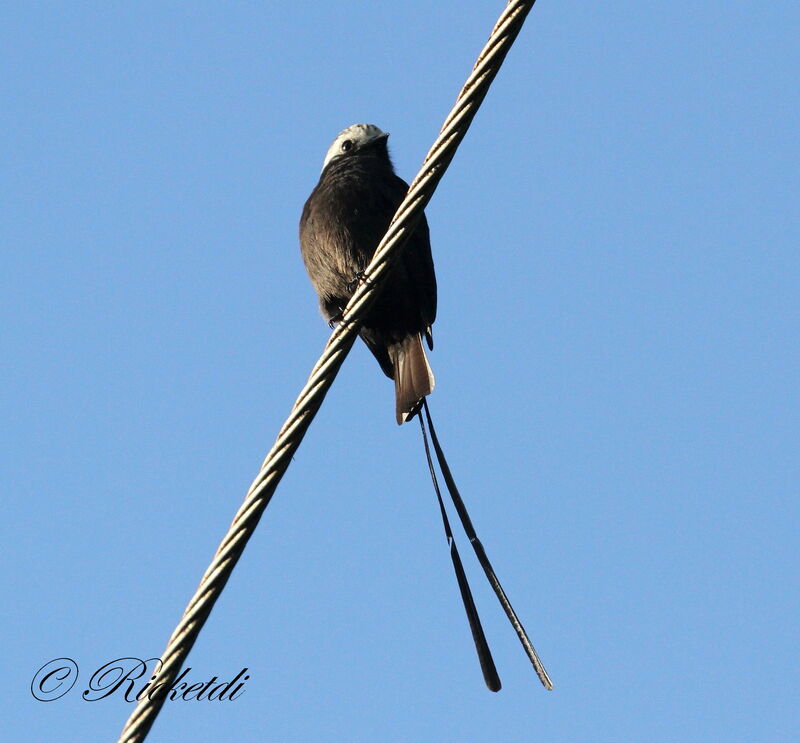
[116,2,540,740]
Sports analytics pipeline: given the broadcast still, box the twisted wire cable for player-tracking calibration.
[116,2,539,740]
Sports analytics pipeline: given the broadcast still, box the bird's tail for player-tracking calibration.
[390,334,435,425]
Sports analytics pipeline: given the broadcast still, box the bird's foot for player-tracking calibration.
[346,270,366,294]
[327,307,346,328]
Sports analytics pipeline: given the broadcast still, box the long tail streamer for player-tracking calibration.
[420,398,553,690]
[418,410,502,691]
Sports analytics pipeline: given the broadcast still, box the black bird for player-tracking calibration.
[299,123,436,424]
[298,124,552,692]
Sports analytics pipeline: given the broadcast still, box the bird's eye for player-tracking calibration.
[341,139,354,152]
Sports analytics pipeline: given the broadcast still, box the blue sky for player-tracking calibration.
[2,1,798,741]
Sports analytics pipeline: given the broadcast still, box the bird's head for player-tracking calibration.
[321,123,389,172]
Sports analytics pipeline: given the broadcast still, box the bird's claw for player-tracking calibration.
[328,309,345,328]
[346,270,366,294]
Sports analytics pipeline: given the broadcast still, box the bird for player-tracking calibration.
[298,124,552,692]
[299,123,436,424]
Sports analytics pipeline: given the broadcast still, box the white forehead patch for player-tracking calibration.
[321,123,388,172]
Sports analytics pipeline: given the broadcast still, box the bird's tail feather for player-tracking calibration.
[390,334,435,425]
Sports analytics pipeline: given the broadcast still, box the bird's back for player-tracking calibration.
[300,152,437,349]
